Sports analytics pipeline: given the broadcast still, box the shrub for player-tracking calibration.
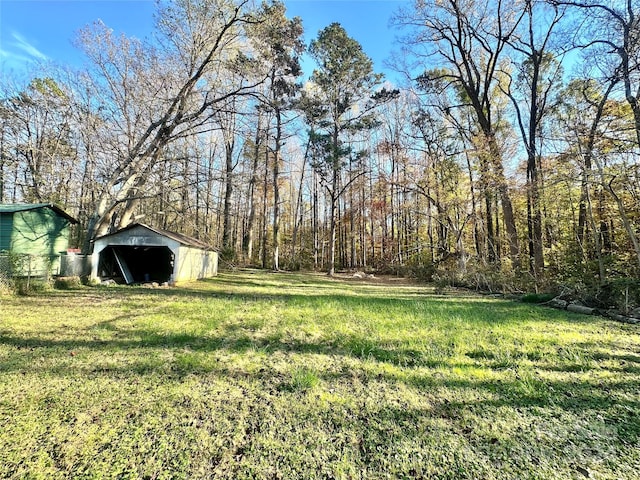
[432,257,542,294]
[404,252,437,281]
[54,276,83,290]
[14,278,51,296]
[593,278,640,313]
[284,248,316,271]
[220,246,236,259]
[521,293,556,304]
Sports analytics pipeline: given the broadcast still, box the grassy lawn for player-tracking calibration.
[0,271,638,479]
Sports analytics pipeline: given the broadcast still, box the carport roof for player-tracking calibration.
[95,223,214,250]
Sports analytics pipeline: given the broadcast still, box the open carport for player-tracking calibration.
[91,223,217,285]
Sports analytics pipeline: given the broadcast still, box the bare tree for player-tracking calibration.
[500,0,567,279]
[76,0,268,243]
[248,1,304,269]
[553,0,640,145]
[0,77,75,204]
[304,23,395,275]
[393,0,524,267]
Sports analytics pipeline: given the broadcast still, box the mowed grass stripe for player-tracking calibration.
[0,270,638,479]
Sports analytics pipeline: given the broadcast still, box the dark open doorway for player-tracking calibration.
[98,245,174,284]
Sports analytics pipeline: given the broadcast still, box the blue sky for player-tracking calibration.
[0,0,406,80]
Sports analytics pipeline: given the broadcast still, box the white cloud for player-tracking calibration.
[11,32,48,61]
[0,47,33,67]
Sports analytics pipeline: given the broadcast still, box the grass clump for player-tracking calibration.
[13,277,51,295]
[285,367,320,392]
[0,270,638,479]
[53,276,83,290]
[521,292,556,304]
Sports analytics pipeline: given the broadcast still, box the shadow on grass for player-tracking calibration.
[19,271,611,329]
[2,320,639,392]
[1,330,639,450]
[83,282,585,325]
[3,272,638,433]
[3,324,638,447]
[0,326,435,368]
[0,270,631,378]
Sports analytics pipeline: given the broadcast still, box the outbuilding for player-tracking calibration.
[91,223,218,285]
[0,203,78,276]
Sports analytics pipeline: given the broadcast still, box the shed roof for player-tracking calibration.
[95,223,214,250]
[0,203,78,224]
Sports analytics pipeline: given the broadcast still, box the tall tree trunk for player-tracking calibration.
[195,148,201,235]
[361,182,367,267]
[245,119,262,261]
[118,197,140,230]
[272,111,282,271]
[369,170,376,266]
[527,163,544,277]
[313,169,319,270]
[585,179,605,281]
[478,152,496,263]
[579,77,617,267]
[525,51,544,277]
[482,134,519,268]
[222,139,234,250]
[465,151,481,259]
[328,187,337,276]
[205,141,216,239]
[349,163,356,268]
[390,147,397,262]
[261,145,269,269]
[327,124,340,276]
[291,137,309,265]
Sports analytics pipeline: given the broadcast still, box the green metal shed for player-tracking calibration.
[0,203,78,276]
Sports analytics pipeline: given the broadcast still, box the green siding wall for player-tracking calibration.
[11,209,70,256]
[3,208,71,275]
[0,213,12,251]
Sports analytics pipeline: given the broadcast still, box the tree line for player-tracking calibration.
[1,0,639,305]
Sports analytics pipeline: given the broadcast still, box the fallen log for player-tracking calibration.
[606,310,640,324]
[547,298,568,310]
[567,304,596,315]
